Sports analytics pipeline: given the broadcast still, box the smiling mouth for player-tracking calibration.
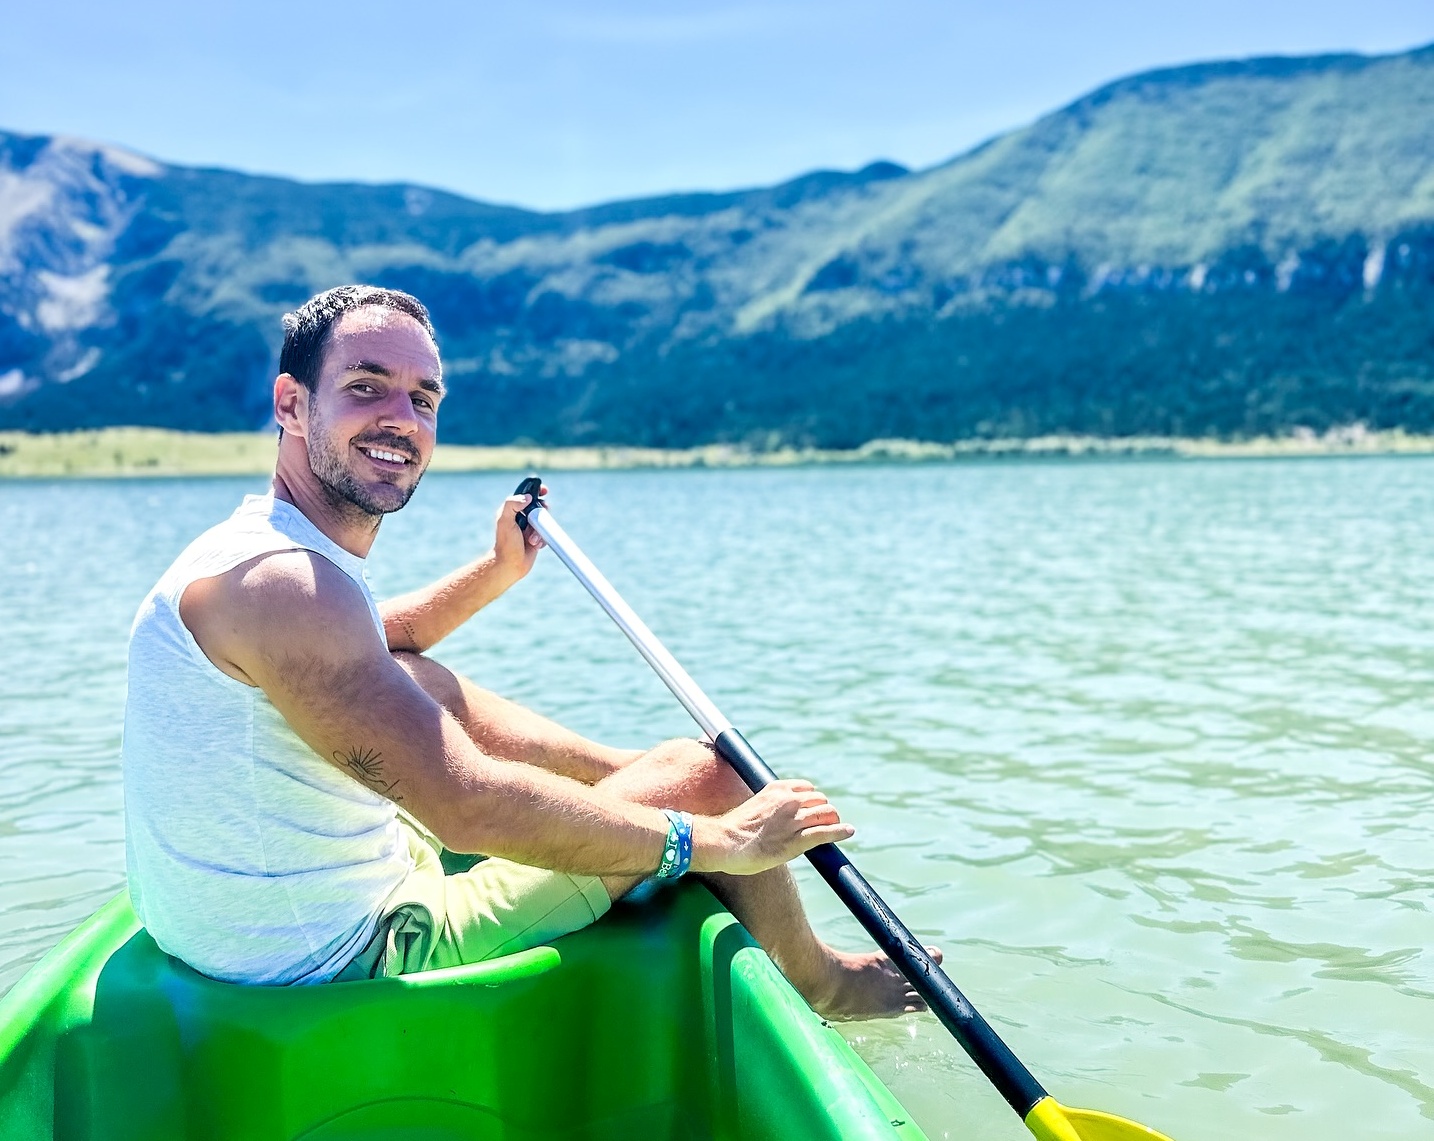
[356,444,416,467]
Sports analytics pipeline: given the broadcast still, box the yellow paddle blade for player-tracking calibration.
[1025,1095,1176,1141]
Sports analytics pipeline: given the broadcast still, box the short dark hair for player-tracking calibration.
[279,285,436,392]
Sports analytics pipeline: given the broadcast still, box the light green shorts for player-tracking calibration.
[334,816,612,981]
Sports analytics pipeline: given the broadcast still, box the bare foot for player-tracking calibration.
[795,944,945,1022]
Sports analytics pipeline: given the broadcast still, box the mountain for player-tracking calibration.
[2,43,1433,445]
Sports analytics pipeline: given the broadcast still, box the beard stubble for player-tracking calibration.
[306,405,424,518]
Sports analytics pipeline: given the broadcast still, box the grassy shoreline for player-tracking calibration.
[3,425,1434,479]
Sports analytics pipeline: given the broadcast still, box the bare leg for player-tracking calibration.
[394,651,639,784]
[399,652,939,1020]
[591,739,941,1021]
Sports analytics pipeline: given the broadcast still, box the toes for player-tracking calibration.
[808,949,940,1021]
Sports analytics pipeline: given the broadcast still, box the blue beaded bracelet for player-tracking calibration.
[655,809,694,880]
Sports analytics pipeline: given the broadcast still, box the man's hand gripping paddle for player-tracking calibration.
[513,476,1176,1141]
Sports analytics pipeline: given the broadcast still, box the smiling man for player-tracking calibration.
[121,284,931,1018]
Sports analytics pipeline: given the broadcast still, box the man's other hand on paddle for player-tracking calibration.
[493,486,547,578]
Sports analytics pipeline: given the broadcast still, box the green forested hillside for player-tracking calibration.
[1,44,1431,445]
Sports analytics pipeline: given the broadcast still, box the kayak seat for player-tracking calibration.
[56,889,712,1141]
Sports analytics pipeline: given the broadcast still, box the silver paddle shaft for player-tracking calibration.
[526,506,734,741]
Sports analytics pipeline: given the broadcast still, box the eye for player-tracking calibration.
[350,381,378,395]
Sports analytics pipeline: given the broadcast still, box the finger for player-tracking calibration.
[797,822,854,845]
[775,779,816,793]
[794,804,840,828]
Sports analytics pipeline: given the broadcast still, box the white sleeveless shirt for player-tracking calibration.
[122,494,412,984]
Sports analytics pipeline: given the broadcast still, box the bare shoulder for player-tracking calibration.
[181,550,378,685]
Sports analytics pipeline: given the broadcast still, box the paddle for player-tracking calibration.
[513,476,1174,1141]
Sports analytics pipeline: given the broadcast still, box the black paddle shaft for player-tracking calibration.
[712,726,1049,1119]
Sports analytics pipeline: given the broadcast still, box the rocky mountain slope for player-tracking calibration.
[2,43,1432,444]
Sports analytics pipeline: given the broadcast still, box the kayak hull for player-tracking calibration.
[0,885,926,1140]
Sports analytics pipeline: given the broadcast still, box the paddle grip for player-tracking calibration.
[712,727,1050,1119]
[514,475,544,531]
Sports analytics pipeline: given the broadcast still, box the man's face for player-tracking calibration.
[302,307,444,517]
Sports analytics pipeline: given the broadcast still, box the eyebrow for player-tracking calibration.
[345,360,446,397]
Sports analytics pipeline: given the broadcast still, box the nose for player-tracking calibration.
[376,388,419,436]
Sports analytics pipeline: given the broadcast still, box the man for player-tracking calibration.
[123,284,932,1018]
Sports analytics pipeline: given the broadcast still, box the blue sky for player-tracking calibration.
[3,1,1431,211]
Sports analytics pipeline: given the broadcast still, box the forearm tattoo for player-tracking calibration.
[335,745,404,802]
[400,617,420,648]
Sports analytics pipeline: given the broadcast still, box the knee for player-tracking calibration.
[646,736,714,769]
[392,651,463,712]
[390,649,428,682]
[647,738,748,810]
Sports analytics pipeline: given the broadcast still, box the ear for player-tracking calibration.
[274,374,309,438]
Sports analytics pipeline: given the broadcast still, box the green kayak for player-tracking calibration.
[0,884,926,1140]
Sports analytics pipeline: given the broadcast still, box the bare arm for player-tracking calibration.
[181,551,852,876]
[381,490,539,653]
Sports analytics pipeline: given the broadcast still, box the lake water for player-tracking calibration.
[2,459,1431,1141]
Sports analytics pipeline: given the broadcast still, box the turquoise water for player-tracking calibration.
[2,459,1431,1140]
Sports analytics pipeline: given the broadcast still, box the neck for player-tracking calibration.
[272,447,381,558]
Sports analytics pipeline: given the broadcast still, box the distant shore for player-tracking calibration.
[3,425,1433,479]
